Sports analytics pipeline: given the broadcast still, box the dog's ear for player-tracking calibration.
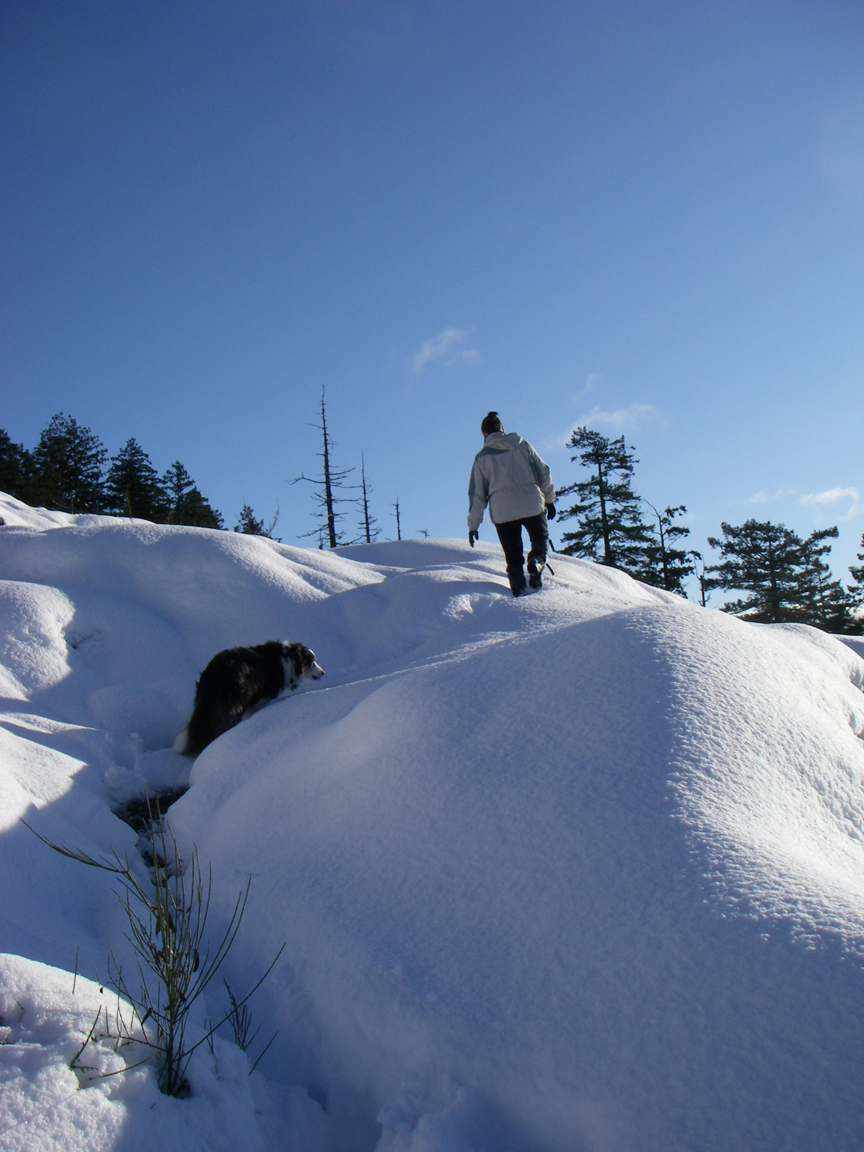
[302,647,324,680]
[288,643,310,671]
[281,642,323,684]
[281,643,301,688]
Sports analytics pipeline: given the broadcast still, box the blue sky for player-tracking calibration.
[2,0,863,586]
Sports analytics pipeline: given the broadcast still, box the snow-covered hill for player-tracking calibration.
[2,491,864,1152]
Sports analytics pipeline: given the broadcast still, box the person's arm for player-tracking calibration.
[525,443,556,506]
[467,459,489,532]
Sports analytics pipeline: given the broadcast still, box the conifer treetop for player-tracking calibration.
[105,437,168,521]
[640,501,695,596]
[850,532,864,588]
[0,429,37,504]
[33,412,108,514]
[706,519,859,631]
[556,426,652,572]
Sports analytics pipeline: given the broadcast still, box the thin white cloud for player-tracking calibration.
[576,403,662,435]
[411,327,481,374]
[573,373,601,401]
[539,401,662,455]
[800,486,861,520]
[746,488,796,505]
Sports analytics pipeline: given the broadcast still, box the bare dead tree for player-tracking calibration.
[357,453,381,544]
[291,386,356,548]
[692,551,709,607]
[392,497,402,541]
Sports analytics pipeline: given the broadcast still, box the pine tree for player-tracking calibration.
[105,438,168,521]
[0,430,37,503]
[234,504,280,539]
[557,427,652,573]
[162,461,195,516]
[849,535,864,627]
[161,461,223,529]
[640,503,695,595]
[235,505,265,534]
[851,534,864,588]
[707,520,807,622]
[706,519,858,629]
[32,413,107,513]
[174,488,224,529]
[356,453,381,544]
[796,527,849,630]
[691,552,710,607]
[292,387,355,548]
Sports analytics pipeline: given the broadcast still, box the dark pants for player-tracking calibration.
[495,513,548,592]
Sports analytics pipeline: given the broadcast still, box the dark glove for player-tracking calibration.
[546,504,556,520]
[469,530,478,547]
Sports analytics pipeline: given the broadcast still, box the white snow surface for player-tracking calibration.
[1,491,864,1151]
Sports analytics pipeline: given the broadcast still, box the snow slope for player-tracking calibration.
[1,491,864,1151]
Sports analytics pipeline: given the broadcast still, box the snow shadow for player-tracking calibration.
[170,604,864,1152]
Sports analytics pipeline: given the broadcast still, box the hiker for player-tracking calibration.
[467,411,557,596]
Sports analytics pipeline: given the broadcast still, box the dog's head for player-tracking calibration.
[281,642,324,689]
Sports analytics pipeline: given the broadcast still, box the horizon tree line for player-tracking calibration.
[2,410,861,632]
[0,398,399,546]
[1,415,238,532]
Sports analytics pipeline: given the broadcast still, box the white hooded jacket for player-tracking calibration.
[467,432,556,531]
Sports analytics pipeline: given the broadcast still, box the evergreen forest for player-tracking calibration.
[1,416,242,533]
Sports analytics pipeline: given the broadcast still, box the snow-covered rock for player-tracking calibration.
[2,491,864,1150]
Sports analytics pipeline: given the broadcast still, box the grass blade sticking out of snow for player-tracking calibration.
[24,798,284,1097]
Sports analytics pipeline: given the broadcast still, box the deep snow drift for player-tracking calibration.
[1,491,864,1151]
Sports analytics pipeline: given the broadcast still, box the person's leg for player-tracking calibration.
[495,519,527,596]
[524,513,549,588]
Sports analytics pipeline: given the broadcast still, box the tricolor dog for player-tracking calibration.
[177,641,324,757]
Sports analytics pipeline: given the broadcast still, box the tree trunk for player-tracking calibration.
[320,394,337,548]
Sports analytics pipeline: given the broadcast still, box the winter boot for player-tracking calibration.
[508,568,527,597]
[527,553,546,590]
